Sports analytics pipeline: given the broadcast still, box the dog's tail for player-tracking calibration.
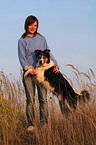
[78,89,90,102]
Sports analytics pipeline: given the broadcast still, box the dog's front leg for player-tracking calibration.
[24,66,35,78]
[24,68,33,78]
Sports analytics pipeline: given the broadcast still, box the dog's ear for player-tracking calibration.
[34,50,42,55]
[44,49,50,63]
[44,49,50,54]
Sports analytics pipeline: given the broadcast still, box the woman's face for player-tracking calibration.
[27,21,38,35]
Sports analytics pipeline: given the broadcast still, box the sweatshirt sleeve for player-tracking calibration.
[50,52,58,66]
[44,37,58,66]
[18,39,29,70]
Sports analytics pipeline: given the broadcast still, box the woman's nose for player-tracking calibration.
[31,25,33,29]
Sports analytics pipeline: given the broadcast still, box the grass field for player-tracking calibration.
[0,65,96,145]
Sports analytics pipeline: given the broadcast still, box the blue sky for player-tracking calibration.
[0,0,96,84]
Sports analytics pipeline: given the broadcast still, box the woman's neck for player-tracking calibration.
[27,33,34,38]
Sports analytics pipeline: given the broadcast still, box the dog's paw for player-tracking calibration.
[25,66,34,70]
[24,68,33,78]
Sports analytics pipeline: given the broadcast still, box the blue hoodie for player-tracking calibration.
[18,34,58,70]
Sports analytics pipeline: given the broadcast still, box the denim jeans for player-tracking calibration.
[23,73,47,126]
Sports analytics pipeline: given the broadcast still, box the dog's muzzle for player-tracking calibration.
[39,60,43,65]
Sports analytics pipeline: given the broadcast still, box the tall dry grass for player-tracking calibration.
[0,65,96,145]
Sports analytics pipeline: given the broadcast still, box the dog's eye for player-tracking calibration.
[43,56,46,59]
[38,55,41,59]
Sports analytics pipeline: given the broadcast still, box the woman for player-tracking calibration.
[18,15,59,131]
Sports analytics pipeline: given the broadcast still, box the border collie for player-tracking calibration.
[24,49,90,114]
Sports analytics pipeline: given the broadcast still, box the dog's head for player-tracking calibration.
[35,49,50,66]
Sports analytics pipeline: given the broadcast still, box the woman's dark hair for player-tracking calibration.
[21,15,39,38]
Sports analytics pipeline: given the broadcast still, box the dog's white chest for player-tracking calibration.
[36,68,45,82]
[36,60,54,83]
[36,62,55,92]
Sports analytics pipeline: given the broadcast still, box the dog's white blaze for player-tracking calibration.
[41,56,44,64]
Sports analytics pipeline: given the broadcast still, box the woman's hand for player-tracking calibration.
[53,65,59,73]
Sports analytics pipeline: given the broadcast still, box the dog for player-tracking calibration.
[24,49,90,114]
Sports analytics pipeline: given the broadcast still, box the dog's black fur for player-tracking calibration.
[34,49,90,114]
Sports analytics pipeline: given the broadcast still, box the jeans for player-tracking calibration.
[23,73,47,126]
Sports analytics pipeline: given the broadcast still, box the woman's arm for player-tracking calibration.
[18,39,29,70]
[50,52,58,66]
[44,36,58,66]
